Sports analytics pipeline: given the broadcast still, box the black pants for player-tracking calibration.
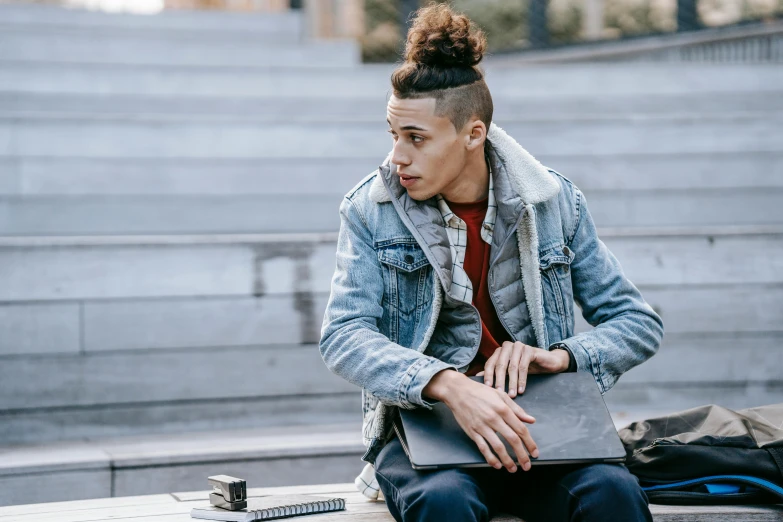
[374,434,653,522]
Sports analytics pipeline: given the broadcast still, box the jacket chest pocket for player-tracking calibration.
[539,244,576,338]
[376,239,431,317]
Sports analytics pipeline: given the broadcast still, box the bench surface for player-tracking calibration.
[0,482,781,522]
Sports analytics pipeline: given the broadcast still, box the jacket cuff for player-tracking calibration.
[551,343,577,373]
[399,357,458,410]
[551,339,590,375]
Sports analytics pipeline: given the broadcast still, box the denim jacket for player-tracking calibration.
[319,123,664,497]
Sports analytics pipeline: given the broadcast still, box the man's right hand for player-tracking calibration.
[422,369,539,473]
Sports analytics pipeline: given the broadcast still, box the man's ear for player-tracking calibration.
[465,119,487,152]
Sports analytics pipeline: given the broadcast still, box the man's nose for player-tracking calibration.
[390,142,410,167]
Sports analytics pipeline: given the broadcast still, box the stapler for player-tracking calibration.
[208,474,247,510]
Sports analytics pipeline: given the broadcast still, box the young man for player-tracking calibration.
[319,5,664,521]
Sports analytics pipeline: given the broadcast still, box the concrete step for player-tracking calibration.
[0,343,356,410]
[1,115,779,160]
[1,62,780,97]
[0,62,394,97]
[0,28,359,68]
[2,152,780,196]
[0,424,365,505]
[0,268,780,354]
[606,383,783,432]
[2,281,777,356]
[3,92,782,120]
[0,386,361,446]
[0,3,303,35]
[0,17,303,46]
[0,228,780,303]
[3,320,780,408]
[0,19,303,41]
[1,187,781,235]
[0,343,361,445]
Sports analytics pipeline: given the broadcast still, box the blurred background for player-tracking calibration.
[0,0,781,508]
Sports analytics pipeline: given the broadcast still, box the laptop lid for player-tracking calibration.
[395,372,626,469]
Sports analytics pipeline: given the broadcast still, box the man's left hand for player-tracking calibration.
[477,341,570,398]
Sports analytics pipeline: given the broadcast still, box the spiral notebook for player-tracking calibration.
[190,494,346,521]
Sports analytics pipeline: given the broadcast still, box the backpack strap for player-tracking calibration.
[767,447,783,480]
[642,474,783,502]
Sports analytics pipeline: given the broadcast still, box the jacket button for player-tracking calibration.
[404,254,414,264]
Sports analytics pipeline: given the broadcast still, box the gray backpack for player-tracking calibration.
[618,403,783,505]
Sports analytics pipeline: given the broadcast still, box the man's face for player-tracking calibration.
[386,94,469,201]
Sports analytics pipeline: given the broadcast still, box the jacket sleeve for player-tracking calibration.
[319,195,457,410]
[557,186,664,393]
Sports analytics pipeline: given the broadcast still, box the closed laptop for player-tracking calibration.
[395,372,626,469]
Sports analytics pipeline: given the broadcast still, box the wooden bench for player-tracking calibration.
[1,482,780,521]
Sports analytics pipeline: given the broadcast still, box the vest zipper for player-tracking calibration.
[488,205,529,342]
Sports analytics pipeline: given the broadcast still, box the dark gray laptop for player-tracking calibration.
[394,372,626,469]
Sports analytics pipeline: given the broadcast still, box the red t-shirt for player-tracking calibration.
[445,197,512,377]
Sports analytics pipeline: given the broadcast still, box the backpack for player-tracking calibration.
[618,403,783,505]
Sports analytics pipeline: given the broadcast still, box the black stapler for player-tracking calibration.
[208,474,247,510]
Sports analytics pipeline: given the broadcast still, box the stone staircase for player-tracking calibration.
[1,2,781,507]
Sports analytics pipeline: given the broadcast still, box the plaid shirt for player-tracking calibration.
[435,163,497,303]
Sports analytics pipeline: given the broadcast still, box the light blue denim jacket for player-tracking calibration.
[319,124,664,470]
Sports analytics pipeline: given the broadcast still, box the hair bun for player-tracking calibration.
[404,4,487,68]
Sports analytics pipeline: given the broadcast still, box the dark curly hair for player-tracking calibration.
[391,3,493,132]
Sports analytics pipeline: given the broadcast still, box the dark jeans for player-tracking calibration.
[374,434,653,522]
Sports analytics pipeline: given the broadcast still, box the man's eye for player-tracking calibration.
[411,135,423,143]
[387,129,398,140]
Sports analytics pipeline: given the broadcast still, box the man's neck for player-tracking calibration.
[440,149,490,204]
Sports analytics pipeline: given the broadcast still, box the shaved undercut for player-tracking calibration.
[395,81,493,132]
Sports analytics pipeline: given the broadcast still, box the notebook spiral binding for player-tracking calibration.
[251,498,345,520]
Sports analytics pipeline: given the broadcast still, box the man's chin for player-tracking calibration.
[404,184,436,201]
[406,189,433,201]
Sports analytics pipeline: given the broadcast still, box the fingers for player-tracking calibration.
[507,342,524,398]
[471,433,503,470]
[484,342,542,397]
[481,429,518,473]
[483,347,500,387]
[494,342,514,393]
[500,399,540,461]
[476,371,484,376]
[463,387,539,474]
[495,423,532,471]
[517,345,533,395]
[504,392,536,424]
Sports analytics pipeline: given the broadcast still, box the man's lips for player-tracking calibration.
[398,173,420,187]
